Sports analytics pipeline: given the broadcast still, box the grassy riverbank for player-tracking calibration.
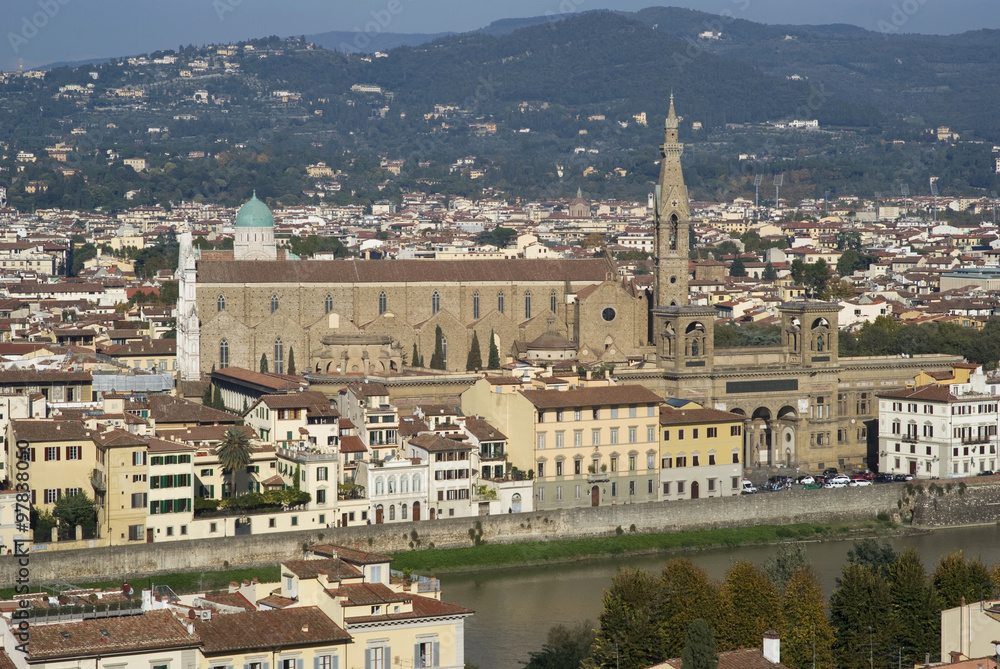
[390,519,900,573]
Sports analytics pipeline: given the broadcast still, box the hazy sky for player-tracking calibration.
[2,0,996,71]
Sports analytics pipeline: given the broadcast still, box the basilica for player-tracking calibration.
[177,97,961,473]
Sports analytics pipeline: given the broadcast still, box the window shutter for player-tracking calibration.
[414,645,421,669]
[264,662,271,669]
[364,650,371,669]
[314,658,320,669]
[383,651,390,669]
[331,656,338,669]
[433,642,439,667]
[244,663,250,669]
[297,660,304,669]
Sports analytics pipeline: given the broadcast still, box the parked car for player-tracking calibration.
[874,473,894,484]
[798,475,816,485]
[823,467,839,477]
[741,480,758,494]
[830,474,851,484]
[893,473,914,482]
[849,478,872,487]
[824,479,848,489]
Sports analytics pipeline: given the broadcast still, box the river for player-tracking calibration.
[440,524,1000,669]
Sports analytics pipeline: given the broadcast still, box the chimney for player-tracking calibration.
[763,632,780,665]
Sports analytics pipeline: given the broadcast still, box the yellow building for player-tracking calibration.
[93,428,150,545]
[658,406,745,500]
[462,379,664,508]
[105,337,177,375]
[7,420,96,520]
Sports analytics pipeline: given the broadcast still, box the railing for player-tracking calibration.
[901,435,918,443]
[961,437,992,445]
[91,469,106,491]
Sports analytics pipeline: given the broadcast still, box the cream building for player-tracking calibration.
[658,406,745,500]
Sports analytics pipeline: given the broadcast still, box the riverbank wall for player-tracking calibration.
[3,480,993,583]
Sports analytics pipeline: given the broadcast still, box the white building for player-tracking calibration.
[878,381,999,479]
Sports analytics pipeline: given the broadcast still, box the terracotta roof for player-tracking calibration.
[26,610,196,660]
[332,582,410,605]
[345,593,472,624]
[309,544,393,565]
[211,366,305,392]
[93,428,146,448]
[0,369,91,384]
[463,416,507,442]
[257,594,297,609]
[0,649,16,669]
[282,557,363,580]
[658,647,788,669]
[198,258,612,284]
[398,416,429,437]
[659,407,746,426]
[520,385,663,409]
[147,395,238,425]
[200,592,255,610]
[409,433,471,453]
[340,435,367,453]
[343,381,390,398]
[146,437,197,453]
[157,424,256,444]
[194,606,350,654]
[11,419,91,443]
[258,391,338,417]
[877,384,957,402]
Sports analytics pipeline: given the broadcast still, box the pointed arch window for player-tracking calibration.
[550,290,557,313]
[325,294,334,314]
[270,294,279,313]
[473,292,480,320]
[219,339,229,369]
[525,291,532,319]
[378,291,387,315]
[217,295,226,312]
[441,336,447,368]
[274,337,284,374]
[432,291,440,315]
[498,291,505,314]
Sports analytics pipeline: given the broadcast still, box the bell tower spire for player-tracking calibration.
[654,93,690,308]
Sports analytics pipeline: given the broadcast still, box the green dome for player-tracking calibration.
[235,191,274,228]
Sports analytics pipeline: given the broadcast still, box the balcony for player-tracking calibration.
[901,435,918,443]
[961,437,991,445]
[91,468,106,491]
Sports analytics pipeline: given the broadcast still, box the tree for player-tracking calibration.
[589,568,662,669]
[933,551,994,608]
[212,384,224,411]
[217,427,252,498]
[762,262,778,281]
[729,257,747,277]
[889,550,942,665]
[781,568,834,669]
[837,249,864,276]
[764,542,809,591]
[52,492,98,539]
[429,325,446,370]
[488,329,501,370]
[202,383,213,407]
[522,621,596,669]
[681,619,718,669]
[740,230,763,253]
[825,279,856,300]
[657,559,719,659]
[412,343,422,368]
[829,564,900,669]
[789,258,807,286]
[582,233,606,250]
[716,561,780,651]
[260,353,269,373]
[467,331,483,371]
[804,259,831,298]
[847,539,898,578]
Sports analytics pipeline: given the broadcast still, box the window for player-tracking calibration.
[326,294,335,314]
[128,524,144,541]
[731,424,742,436]
[610,428,619,445]
[556,432,564,448]
[708,479,716,491]
[44,446,60,461]
[610,457,618,472]
[693,428,699,439]
[629,406,637,418]
[317,489,327,504]
[416,640,439,668]
[270,294,279,313]
[692,454,700,467]
[473,292,480,319]
[647,426,655,443]
[677,481,686,494]
[432,291,440,314]
[709,453,716,465]
[498,291,504,313]
[707,427,717,438]
[628,455,636,471]
[537,433,546,449]
[629,427,637,443]
[525,291,532,319]
[441,336,447,367]
[220,339,229,368]
[574,459,582,475]
[551,290,557,313]
[647,453,655,469]
[217,294,226,311]
[574,430,583,447]
[133,451,147,466]
[317,467,329,481]
[611,407,619,419]
[274,337,284,374]
[131,493,146,508]
[556,461,564,476]
[629,480,635,495]
[732,477,739,490]
[44,489,60,504]
[611,482,617,496]
[663,482,671,495]
[537,462,545,477]
[591,429,600,446]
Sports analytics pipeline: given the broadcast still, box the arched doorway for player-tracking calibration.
[430,508,436,520]
[776,405,798,467]
[511,493,522,513]
[751,407,773,466]
[691,481,700,499]
[412,501,421,521]
[375,504,384,524]
[591,486,600,507]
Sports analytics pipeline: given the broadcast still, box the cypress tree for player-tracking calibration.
[412,342,421,368]
[781,568,835,669]
[681,619,718,669]
[466,331,483,371]
[429,326,446,370]
[212,384,224,411]
[487,329,500,369]
[287,346,296,375]
[729,256,747,277]
[889,550,943,666]
[260,353,268,373]
[202,383,212,407]
[762,262,778,281]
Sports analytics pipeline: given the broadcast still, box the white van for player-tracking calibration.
[741,480,757,494]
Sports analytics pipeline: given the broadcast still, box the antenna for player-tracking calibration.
[900,183,909,215]
[929,180,939,223]
[773,174,784,209]
[753,175,763,219]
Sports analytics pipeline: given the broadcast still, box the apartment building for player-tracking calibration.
[658,406,745,500]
